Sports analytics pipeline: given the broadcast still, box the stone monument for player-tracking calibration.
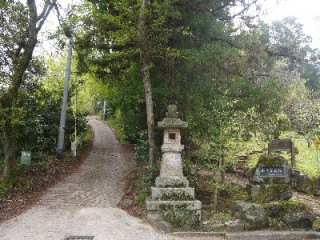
[146,105,201,231]
[247,154,292,203]
[232,154,314,230]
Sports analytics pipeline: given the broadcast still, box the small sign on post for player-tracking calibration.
[21,151,31,165]
[268,139,295,167]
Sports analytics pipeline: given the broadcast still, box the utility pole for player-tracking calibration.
[56,30,74,160]
[103,99,107,121]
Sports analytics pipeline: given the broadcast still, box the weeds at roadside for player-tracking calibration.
[0,127,93,223]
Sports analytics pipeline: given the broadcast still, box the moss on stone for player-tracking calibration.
[263,201,314,229]
[231,201,268,230]
[220,183,248,203]
[263,201,300,218]
[248,184,292,203]
[159,191,194,201]
[233,200,315,230]
[256,154,288,167]
[312,217,320,231]
[159,203,201,228]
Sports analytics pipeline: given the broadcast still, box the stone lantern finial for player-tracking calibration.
[166,105,178,118]
[158,104,188,129]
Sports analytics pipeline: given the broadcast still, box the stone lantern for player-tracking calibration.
[146,105,201,231]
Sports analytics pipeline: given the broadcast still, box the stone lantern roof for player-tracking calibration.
[157,105,188,129]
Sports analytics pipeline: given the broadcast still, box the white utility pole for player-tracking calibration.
[56,31,74,159]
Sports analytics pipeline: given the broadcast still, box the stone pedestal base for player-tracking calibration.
[151,187,195,200]
[147,200,201,230]
[155,176,189,188]
[147,176,201,231]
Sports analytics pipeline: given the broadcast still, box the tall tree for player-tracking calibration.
[260,17,320,91]
[75,0,182,165]
[137,0,155,165]
[74,0,279,163]
[0,0,57,179]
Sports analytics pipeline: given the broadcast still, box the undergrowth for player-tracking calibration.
[0,126,92,202]
[241,131,320,178]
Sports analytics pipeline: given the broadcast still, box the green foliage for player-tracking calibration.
[15,81,87,158]
[82,126,93,143]
[242,131,320,178]
[205,211,233,225]
[135,192,147,203]
[133,131,149,165]
[0,179,13,198]
[285,79,320,136]
[68,0,320,184]
[182,158,194,182]
[106,116,126,143]
[0,0,58,179]
[294,139,320,178]
[143,165,159,187]
[0,53,89,165]
[224,160,236,173]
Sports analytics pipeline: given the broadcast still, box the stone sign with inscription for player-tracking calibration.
[247,155,292,203]
[233,156,315,230]
[259,166,285,177]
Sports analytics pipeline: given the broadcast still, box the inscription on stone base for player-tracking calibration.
[259,166,284,177]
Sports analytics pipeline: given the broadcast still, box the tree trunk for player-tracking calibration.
[2,119,17,180]
[141,58,156,166]
[138,0,156,166]
[213,181,218,211]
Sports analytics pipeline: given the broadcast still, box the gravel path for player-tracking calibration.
[0,117,224,240]
[1,117,219,240]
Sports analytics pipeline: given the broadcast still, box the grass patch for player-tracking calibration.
[242,131,320,178]
[104,118,126,143]
[135,192,147,203]
[83,125,93,143]
[293,139,320,178]
[204,211,233,225]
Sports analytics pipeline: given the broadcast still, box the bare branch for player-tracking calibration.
[54,2,64,27]
[36,0,57,32]
[212,0,260,21]
[37,0,51,21]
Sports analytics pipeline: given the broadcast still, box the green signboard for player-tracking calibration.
[21,151,31,165]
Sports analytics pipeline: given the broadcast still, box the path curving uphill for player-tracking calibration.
[0,118,169,240]
[0,117,223,240]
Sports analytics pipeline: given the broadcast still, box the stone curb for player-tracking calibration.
[226,230,320,240]
[170,230,320,240]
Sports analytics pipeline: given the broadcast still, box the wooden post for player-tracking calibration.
[268,139,295,168]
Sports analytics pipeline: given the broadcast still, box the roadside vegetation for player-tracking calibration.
[0,126,92,223]
[1,0,320,227]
